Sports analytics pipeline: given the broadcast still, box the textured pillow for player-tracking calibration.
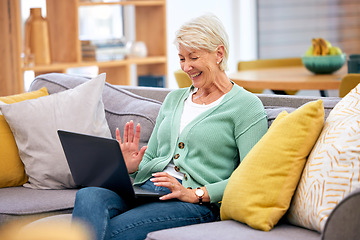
[0,74,111,189]
[288,85,360,232]
[220,99,324,231]
[0,88,49,188]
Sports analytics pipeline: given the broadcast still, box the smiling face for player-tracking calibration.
[178,44,222,89]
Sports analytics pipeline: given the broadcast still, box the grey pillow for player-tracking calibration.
[0,74,111,189]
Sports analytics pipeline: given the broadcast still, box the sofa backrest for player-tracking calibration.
[29,73,162,148]
[30,73,341,143]
[121,84,340,127]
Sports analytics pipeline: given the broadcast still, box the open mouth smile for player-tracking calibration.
[189,72,202,79]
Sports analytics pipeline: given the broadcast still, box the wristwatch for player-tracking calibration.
[195,187,205,205]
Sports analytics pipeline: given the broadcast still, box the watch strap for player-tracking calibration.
[196,187,204,205]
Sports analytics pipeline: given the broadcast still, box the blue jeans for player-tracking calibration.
[72,179,219,240]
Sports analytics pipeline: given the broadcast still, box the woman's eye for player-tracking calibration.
[179,58,185,62]
[191,57,198,60]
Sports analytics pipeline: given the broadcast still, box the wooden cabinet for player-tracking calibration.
[0,0,167,96]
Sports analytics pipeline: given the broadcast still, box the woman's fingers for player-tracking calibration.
[151,173,179,189]
[151,172,171,179]
[123,121,129,143]
[139,145,147,158]
[122,120,137,143]
[128,120,134,142]
[115,121,144,174]
[116,128,122,143]
[134,123,141,145]
[150,172,196,202]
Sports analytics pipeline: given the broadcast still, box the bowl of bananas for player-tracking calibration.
[302,38,346,74]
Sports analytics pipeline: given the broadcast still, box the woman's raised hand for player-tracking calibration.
[116,121,147,174]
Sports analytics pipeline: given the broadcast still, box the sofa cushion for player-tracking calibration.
[29,73,163,148]
[0,88,49,189]
[288,83,360,232]
[145,220,321,240]
[0,74,111,189]
[0,187,77,215]
[220,100,324,231]
[0,187,77,226]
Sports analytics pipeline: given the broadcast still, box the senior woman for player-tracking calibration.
[72,14,268,240]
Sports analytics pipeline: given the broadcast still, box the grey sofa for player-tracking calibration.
[0,73,359,240]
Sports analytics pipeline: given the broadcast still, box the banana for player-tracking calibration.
[318,38,329,55]
[311,38,330,56]
[312,38,321,56]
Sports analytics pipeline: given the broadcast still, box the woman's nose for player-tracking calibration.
[182,61,192,72]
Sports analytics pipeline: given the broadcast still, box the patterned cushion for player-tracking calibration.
[288,83,360,232]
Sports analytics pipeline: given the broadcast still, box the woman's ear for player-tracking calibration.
[216,45,225,64]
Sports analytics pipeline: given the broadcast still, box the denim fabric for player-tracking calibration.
[72,179,219,240]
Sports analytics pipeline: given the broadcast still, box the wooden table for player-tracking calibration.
[229,65,347,96]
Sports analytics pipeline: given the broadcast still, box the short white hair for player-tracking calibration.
[174,13,229,71]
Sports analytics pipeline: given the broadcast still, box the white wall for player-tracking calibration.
[166,0,257,89]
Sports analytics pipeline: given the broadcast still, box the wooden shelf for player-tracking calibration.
[23,56,167,72]
[78,0,165,7]
[0,0,167,95]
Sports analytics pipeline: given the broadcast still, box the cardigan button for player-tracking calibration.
[174,166,180,172]
[184,174,188,181]
[178,142,185,149]
[174,154,180,159]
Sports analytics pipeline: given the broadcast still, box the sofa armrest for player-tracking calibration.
[321,188,360,240]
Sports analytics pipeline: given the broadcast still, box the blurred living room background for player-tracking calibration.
[2,0,360,96]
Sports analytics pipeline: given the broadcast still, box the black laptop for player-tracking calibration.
[57,130,165,201]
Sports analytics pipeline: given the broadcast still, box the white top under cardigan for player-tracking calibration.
[164,88,225,179]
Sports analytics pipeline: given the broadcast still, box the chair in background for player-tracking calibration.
[339,74,360,97]
[237,57,303,94]
[174,69,192,88]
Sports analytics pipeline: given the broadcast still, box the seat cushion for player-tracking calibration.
[0,187,77,225]
[146,220,321,240]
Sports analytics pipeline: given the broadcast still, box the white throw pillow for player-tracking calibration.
[287,83,360,232]
[0,74,111,189]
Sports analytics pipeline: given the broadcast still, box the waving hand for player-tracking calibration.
[116,120,147,173]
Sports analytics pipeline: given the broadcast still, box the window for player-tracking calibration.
[79,5,124,41]
[257,0,360,59]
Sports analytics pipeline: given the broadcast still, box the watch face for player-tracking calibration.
[196,188,204,197]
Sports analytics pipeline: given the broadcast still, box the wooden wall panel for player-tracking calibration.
[0,0,23,96]
[258,0,360,59]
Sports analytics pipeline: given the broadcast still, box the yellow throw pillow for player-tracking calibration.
[288,84,360,232]
[0,87,48,188]
[220,99,324,231]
